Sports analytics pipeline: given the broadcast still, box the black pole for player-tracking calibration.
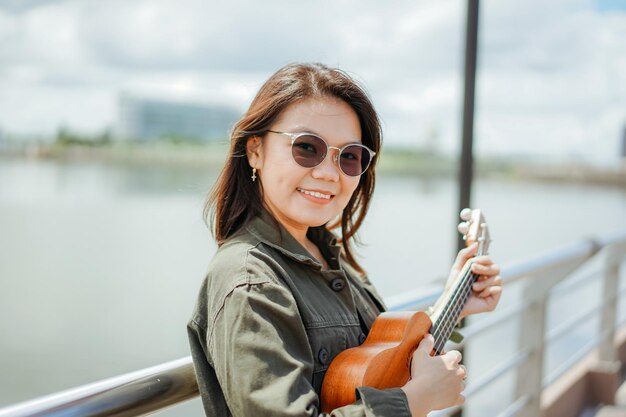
[453,2,479,417]
[457,0,479,253]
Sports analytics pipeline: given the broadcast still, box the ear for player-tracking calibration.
[246,136,263,169]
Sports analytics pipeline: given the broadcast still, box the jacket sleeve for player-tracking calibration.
[208,281,412,417]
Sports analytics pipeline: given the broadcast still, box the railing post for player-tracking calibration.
[515,282,548,417]
[599,240,626,361]
[599,259,620,362]
[514,244,597,417]
[582,240,626,408]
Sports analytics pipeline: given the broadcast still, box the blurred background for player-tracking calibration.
[0,0,625,416]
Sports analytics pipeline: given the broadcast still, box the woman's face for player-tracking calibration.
[247,96,362,237]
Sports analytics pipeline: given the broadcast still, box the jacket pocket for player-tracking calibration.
[306,324,361,394]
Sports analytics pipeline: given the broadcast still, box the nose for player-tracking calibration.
[311,147,341,181]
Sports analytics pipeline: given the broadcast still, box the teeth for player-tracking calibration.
[297,188,332,200]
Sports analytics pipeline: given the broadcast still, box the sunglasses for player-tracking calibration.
[267,130,376,177]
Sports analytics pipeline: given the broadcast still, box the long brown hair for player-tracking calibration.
[204,62,382,273]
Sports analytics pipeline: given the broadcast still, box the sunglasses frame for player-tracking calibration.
[266,130,376,177]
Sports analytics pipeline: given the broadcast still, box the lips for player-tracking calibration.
[296,187,335,200]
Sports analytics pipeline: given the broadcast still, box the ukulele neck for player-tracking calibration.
[428,209,491,354]
[429,260,478,353]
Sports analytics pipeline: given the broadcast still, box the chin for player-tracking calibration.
[295,210,337,228]
[302,216,333,228]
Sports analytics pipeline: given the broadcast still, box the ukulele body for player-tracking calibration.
[320,208,490,413]
[320,310,432,412]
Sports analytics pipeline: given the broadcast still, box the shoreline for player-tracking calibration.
[1,143,624,188]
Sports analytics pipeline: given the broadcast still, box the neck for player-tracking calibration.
[284,225,311,251]
[262,204,309,245]
[262,205,328,267]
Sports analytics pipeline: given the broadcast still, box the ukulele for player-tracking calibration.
[321,208,491,412]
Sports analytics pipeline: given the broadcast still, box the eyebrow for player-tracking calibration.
[291,125,362,146]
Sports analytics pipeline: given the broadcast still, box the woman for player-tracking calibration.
[187,63,502,417]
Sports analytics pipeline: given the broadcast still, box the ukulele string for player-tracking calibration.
[433,273,473,353]
[436,271,479,352]
[435,271,477,352]
[432,289,465,352]
[432,271,470,351]
[433,242,488,352]
[432,268,478,353]
[437,276,476,352]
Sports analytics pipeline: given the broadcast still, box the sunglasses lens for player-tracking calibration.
[290,133,372,176]
[292,135,326,168]
[340,145,371,176]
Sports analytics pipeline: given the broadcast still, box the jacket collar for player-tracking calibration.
[245,208,342,270]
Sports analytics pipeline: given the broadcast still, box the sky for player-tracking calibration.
[0,0,624,164]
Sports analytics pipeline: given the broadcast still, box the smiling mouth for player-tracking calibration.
[296,188,334,200]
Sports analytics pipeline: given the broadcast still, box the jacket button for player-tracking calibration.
[359,333,367,344]
[318,348,330,365]
[330,278,345,291]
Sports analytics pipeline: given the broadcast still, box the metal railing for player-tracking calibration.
[1,232,625,417]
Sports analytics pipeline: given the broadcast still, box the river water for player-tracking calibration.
[0,157,625,416]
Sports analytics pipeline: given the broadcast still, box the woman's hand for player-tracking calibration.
[401,335,466,416]
[446,243,502,319]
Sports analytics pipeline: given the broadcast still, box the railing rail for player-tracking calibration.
[1,232,625,417]
[0,358,197,417]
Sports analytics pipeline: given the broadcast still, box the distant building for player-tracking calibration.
[118,94,240,142]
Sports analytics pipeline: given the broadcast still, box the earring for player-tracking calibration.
[251,167,257,182]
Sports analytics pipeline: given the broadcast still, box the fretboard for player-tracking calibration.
[430,264,478,354]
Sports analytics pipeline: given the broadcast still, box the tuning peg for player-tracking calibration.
[457,222,469,235]
[460,208,472,221]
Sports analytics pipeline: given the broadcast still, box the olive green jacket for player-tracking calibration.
[187,209,411,416]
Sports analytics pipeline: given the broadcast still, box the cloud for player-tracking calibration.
[0,0,624,163]
[473,1,626,162]
[0,0,64,14]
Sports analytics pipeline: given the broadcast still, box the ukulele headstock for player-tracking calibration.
[458,208,491,256]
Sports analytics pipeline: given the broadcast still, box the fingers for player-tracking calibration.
[456,365,467,406]
[453,243,478,269]
[462,242,478,256]
[459,364,468,380]
[417,334,435,353]
[457,365,468,405]
[472,274,502,292]
[471,261,499,276]
[443,349,462,364]
[462,284,502,316]
[406,344,466,410]
[472,254,494,264]
[479,284,503,299]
